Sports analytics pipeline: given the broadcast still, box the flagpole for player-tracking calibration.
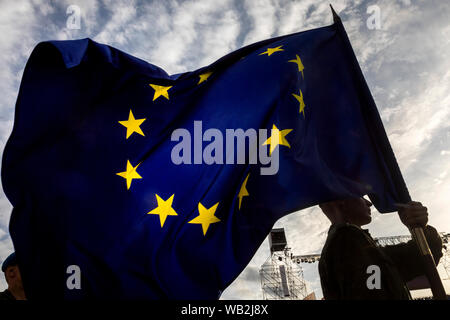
[409,227,447,299]
[330,4,447,300]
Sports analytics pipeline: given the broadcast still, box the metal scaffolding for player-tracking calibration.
[260,247,308,300]
[374,235,412,246]
[439,233,450,280]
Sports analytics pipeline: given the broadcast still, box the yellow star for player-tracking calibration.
[292,89,306,118]
[198,71,213,84]
[288,55,304,79]
[149,84,172,101]
[238,173,250,210]
[188,202,220,236]
[116,160,142,190]
[259,45,284,56]
[118,110,146,139]
[148,194,178,228]
[263,124,293,155]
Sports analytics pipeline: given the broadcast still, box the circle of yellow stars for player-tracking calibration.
[114,43,307,235]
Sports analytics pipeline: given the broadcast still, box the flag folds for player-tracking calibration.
[2,13,410,299]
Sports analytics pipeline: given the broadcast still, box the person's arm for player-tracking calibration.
[385,201,443,282]
[381,225,443,282]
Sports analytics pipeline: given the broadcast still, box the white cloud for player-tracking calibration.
[388,70,450,171]
[196,9,241,67]
[94,0,138,45]
[242,0,278,45]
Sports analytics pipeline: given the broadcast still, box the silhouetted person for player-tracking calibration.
[1,252,27,300]
[318,198,443,300]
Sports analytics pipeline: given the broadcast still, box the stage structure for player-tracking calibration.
[259,228,309,300]
[439,233,450,280]
[260,229,450,299]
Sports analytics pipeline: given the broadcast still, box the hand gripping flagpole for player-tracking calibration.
[330,4,447,300]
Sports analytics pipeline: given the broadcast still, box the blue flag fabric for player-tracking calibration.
[2,14,410,299]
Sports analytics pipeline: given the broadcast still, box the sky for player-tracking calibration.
[0,0,449,299]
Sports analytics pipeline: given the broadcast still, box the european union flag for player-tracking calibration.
[2,11,410,299]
